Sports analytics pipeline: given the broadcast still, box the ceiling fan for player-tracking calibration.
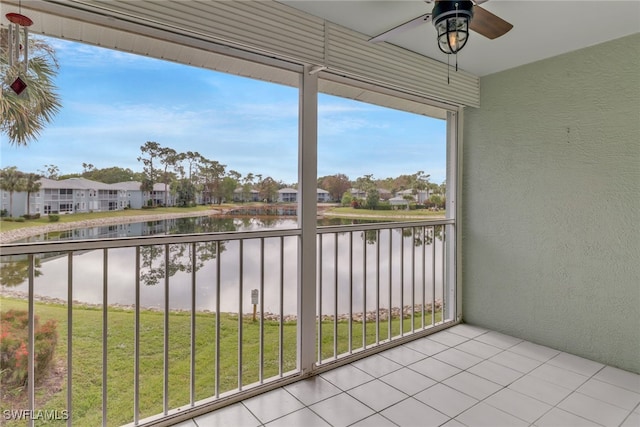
[369,0,513,54]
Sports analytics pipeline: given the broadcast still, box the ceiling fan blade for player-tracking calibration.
[369,13,432,43]
[470,5,513,39]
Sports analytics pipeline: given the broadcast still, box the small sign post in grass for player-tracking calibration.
[251,289,259,321]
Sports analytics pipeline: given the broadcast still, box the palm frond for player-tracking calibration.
[1,29,61,146]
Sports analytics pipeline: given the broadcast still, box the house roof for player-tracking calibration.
[397,189,428,195]
[112,181,143,191]
[38,177,114,190]
[234,187,259,194]
[278,188,298,193]
[278,188,329,194]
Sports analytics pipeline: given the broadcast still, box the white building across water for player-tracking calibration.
[1,177,174,216]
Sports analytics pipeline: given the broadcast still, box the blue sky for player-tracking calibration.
[1,36,447,185]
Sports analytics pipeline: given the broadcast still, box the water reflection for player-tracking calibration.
[1,216,445,315]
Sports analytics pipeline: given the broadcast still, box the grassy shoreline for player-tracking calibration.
[0,297,441,426]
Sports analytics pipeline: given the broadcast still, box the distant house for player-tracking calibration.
[1,189,28,217]
[112,181,145,209]
[233,187,260,202]
[3,177,183,217]
[277,188,298,203]
[349,188,366,199]
[150,183,174,207]
[396,189,430,204]
[349,188,391,201]
[316,188,330,202]
[34,177,124,214]
[377,188,392,201]
[277,188,332,203]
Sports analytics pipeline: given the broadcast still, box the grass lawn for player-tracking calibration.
[325,206,445,219]
[0,298,441,426]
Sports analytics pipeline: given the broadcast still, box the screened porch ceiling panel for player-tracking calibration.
[5,0,480,109]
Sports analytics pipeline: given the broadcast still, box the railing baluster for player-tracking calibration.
[27,253,35,427]
[163,244,169,415]
[238,240,244,390]
[190,242,196,405]
[134,247,141,424]
[67,253,73,427]
[375,229,380,344]
[348,231,353,355]
[432,227,436,327]
[362,232,366,350]
[317,234,323,363]
[259,238,265,383]
[102,248,108,426]
[442,226,446,323]
[333,233,338,359]
[388,229,393,341]
[400,228,404,337]
[421,226,426,330]
[411,227,416,334]
[279,236,284,377]
[215,241,221,398]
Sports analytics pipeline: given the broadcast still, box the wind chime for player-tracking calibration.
[5,4,33,95]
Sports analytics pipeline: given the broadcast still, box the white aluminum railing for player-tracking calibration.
[316,220,454,366]
[0,219,455,426]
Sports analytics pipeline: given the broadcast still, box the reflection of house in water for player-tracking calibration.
[226,207,297,217]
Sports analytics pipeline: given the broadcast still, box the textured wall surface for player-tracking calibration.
[462,34,640,373]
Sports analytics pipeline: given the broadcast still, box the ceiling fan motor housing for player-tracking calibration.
[433,0,474,54]
[432,0,474,22]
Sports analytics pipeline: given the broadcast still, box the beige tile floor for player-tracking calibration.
[174,325,640,426]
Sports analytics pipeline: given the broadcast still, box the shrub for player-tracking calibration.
[0,209,7,217]
[14,217,25,222]
[0,310,58,388]
[22,213,40,220]
[48,214,60,222]
[341,192,353,207]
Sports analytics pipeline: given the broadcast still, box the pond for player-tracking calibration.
[1,215,445,316]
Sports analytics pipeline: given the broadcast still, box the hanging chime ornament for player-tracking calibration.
[5,9,33,95]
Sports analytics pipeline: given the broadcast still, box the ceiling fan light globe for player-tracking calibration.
[433,0,473,54]
[436,18,470,54]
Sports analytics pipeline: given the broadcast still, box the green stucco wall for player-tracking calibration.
[461,34,640,373]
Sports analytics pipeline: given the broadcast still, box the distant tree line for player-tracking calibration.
[2,144,446,213]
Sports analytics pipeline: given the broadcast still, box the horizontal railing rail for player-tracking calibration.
[0,228,302,256]
[317,218,454,235]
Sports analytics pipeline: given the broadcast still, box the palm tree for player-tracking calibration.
[0,167,25,217]
[23,173,42,216]
[1,30,61,146]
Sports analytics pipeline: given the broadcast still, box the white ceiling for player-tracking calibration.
[279,1,640,76]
